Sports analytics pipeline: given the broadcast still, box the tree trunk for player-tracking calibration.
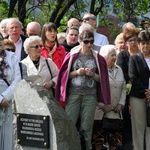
[8,0,18,17]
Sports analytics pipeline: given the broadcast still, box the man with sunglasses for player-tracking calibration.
[82,13,109,50]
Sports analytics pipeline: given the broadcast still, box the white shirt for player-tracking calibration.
[9,37,22,61]
[94,32,109,47]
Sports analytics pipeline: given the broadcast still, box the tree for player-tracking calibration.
[2,0,149,32]
[113,0,150,24]
[0,1,9,20]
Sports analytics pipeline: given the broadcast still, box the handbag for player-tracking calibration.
[102,113,123,131]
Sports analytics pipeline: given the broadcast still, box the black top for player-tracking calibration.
[129,52,150,98]
[116,50,130,83]
[62,39,79,53]
[4,34,27,61]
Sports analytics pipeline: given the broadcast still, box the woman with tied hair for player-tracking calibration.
[0,32,21,150]
[21,36,59,95]
[55,30,110,150]
[116,27,140,150]
[100,45,126,150]
[129,30,150,150]
[41,22,66,69]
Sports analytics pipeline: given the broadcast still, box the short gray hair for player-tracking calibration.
[100,45,117,58]
[6,18,23,29]
[23,36,41,54]
[79,23,94,34]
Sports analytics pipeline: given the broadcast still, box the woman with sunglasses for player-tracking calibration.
[55,30,110,150]
[41,22,66,69]
[0,33,21,150]
[3,39,28,81]
[21,36,59,95]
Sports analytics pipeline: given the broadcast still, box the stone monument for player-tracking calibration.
[13,80,81,150]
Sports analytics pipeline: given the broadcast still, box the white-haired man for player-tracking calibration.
[5,18,27,61]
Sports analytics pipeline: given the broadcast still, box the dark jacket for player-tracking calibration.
[5,35,27,61]
[116,50,130,83]
[129,52,150,98]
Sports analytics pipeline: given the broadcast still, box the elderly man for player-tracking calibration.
[122,22,136,31]
[5,18,27,61]
[26,21,41,37]
[82,13,109,48]
[67,18,80,28]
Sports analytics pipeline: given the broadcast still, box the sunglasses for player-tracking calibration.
[30,45,42,49]
[82,17,95,21]
[28,33,39,36]
[6,48,15,52]
[83,39,94,44]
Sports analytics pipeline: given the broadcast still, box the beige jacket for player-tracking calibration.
[21,56,59,87]
[104,64,126,119]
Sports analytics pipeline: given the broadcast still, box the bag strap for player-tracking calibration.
[45,59,53,78]
[19,62,23,79]
[3,78,10,86]
[103,110,122,119]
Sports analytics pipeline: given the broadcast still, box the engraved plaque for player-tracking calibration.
[17,113,50,148]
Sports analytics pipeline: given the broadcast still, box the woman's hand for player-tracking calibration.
[43,80,53,89]
[84,68,94,77]
[76,68,85,76]
[0,98,9,108]
[145,89,150,102]
[102,105,111,113]
[113,104,123,113]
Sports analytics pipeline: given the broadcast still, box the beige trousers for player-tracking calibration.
[130,96,150,150]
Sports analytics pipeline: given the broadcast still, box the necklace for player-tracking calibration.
[33,60,39,68]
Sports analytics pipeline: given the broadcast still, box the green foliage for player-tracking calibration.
[109,25,122,41]
[113,0,149,21]
[0,1,9,19]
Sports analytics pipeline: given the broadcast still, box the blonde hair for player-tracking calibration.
[114,33,124,45]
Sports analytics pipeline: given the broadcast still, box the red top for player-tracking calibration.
[41,46,66,69]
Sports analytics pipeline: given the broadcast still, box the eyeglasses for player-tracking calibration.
[82,17,95,21]
[127,38,137,43]
[30,45,42,49]
[6,48,15,52]
[83,39,94,44]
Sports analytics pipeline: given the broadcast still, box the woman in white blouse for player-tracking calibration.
[21,36,59,95]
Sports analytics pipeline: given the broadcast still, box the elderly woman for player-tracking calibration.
[0,33,21,149]
[114,33,127,54]
[3,39,28,81]
[0,18,9,38]
[129,30,150,150]
[100,45,126,150]
[55,30,110,150]
[21,36,59,95]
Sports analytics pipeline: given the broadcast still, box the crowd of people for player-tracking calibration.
[0,13,150,150]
